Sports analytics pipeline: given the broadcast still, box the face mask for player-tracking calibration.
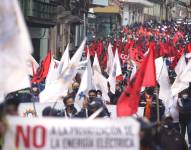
[73,88,79,93]
[67,104,74,110]
[182,94,188,99]
[89,97,94,102]
[97,95,102,98]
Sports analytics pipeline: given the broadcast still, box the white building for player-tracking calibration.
[119,0,153,26]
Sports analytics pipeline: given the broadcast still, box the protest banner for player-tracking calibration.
[3,116,140,150]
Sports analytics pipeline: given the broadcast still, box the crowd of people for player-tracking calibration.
[1,19,191,150]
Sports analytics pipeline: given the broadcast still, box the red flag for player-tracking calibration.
[31,51,52,83]
[84,46,89,57]
[100,50,108,70]
[117,46,156,117]
[142,42,157,87]
[187,43,191,53]
[171,47,184,69]
[97,40,103,58]
[89,42,96,57]
[112,40,117,54]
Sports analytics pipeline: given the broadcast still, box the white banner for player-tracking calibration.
[3,116,140,150]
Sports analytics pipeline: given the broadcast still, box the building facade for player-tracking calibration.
[119,0,153,25]
[88,4,121,39]
[165,0,191,20]
[19,0,91,61]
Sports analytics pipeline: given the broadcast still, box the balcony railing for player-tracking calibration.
[19,0,58,27]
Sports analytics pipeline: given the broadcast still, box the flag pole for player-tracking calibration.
[155,86,160,123]
[49,100,58,116]
[156,58,165,123]
[31,99,38,117]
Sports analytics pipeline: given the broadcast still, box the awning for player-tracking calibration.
[119,0,153,7]
[93,6,120,14]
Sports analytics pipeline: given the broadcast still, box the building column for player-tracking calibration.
[49,26,57,57]
[122,4,130,26]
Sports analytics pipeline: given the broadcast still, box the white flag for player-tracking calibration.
[26,55,39,76]
[158,60,173,106]
[93,69,110,102]
[180,58,191,82]
[105,43,114,75]
[75,59,94,107]
[130,60,137,80]
[58,44,70,74]
[171,54,189,96]
[155,57,164,79]
[107,49,122,94]
[45,59,60,88]
[93,53,102,74]
[40,39,86,103]
[115,49,122,76]
[0,0,33,101]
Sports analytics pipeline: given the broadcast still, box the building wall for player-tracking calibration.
[29,27,49,62]
[128,4,144,24]
[144,3,161,21]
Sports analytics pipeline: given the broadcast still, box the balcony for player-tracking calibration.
[19,0,58,28]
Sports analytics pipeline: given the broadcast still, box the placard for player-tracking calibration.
[3,116,140,150]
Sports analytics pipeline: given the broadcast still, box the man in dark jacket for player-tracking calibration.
[108,82,122,105]
[177,88,191,146]
[76,90,110,118]
[62,95,78,118]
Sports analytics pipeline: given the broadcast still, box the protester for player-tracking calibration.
[4,93,21,116]
[157,115,188,150]
[42,106,60,117]
[62,95,78,118]
[140,87,165,122]
[138,118,159,150]
[31,86,40,102]
[177,88,191,146]
[70,82,80,99]
[74,73,81,84]
[77,90,110,118]
[77,99,109,118]
[108,82,122,105]
[96,90,102,99]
